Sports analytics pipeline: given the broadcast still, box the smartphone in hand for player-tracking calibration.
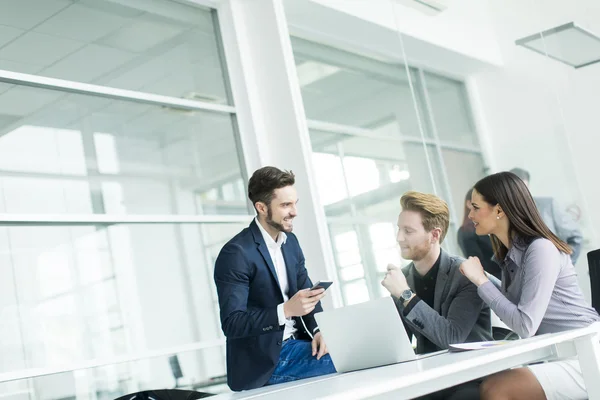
[310,280,333,291]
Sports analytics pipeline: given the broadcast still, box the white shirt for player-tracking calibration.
[255,218,297,340]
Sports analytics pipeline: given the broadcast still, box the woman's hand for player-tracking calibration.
[459,256,490,287]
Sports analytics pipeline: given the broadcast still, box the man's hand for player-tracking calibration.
[311,332,328,360]
[381,264,410,298]
[283,288,325,318]
[459,256,489,287]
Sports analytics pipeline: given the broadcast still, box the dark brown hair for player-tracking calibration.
[248,166,295,213]
[400,191,450,243]
[462,188,475,232]
[473,171,571,260]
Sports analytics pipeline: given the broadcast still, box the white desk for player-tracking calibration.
[212,323,600,400]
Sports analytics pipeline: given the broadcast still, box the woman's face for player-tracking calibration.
[469,189,499,235]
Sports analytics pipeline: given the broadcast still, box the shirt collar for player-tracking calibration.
[501,235,531,268]
[254,217,287,248]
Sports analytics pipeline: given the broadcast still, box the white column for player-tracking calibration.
[217,0,341,307]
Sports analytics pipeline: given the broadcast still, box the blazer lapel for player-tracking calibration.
[281,244,297,294]
[250,220,280,286]
[433,250,450,312]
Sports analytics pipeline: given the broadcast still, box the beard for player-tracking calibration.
[403,240,432,261]
[266,207,293,232]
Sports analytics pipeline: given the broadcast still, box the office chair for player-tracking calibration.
[115,389,214,400]
[588,249,600,314]
[491,311,519,341]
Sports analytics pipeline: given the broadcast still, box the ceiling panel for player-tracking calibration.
[0,0,72,30]
[0,82,12,95]
[0,113,20,130]
[0,86,61,117]
[101,54,174,92]
[122,110,183,137]
[0,24,23,47]
[98,14,185,53]
[0,57,45,74]
[77,0,144,19]
[41,44,135,83]
[0,31,83,67]
[34,3,129,42]
[32,96,113,129]
[99,102,152,119]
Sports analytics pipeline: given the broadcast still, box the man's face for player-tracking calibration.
[396,210,433,261]
[264,185,298,233]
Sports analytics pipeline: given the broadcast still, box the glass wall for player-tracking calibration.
[290,37,489,305]
[0,0,249,398]
[473,0,599,294]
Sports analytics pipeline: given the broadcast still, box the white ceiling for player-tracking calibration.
[0,0,227,103]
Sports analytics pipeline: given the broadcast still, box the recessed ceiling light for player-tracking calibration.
[515,22,600,69]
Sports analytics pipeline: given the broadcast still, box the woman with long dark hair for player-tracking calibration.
[460,171,599,400]
[457,188,501,280]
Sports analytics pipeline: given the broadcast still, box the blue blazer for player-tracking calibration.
[214,220,321,391]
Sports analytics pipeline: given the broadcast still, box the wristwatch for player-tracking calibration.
[400,289,414,302]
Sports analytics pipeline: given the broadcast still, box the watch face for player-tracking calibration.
[402,290,412,300]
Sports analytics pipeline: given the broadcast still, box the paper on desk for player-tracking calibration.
[448,340,513,352]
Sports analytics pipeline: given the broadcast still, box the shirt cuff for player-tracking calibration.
[477,280,504,306]
[277,303,286,326]
[402,295,421,317]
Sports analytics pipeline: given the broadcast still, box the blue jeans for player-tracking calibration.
[266,339,337,385]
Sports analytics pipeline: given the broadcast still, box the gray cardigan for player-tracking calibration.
[397,249,492,354]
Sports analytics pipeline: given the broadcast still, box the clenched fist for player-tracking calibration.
[381,264,410,298]
[459,256,489,287]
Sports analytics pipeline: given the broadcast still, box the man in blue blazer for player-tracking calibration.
[214,166,336,391]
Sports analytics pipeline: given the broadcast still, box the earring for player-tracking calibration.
[496,216,500,220]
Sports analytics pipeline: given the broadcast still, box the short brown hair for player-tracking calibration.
[400,191,450,243]
[248,166,295,213]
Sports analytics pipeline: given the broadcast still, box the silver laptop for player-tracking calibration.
[315,296,416,372]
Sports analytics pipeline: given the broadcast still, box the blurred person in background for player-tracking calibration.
[510,167,583,263]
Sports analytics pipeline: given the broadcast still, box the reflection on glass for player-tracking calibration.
[441,149,486,221]
[292,38,428,138]
[369,223,403,272]
[311,131,411,219]
[0,222,245,384]
[294,37,488,306]
[403,142,445,196]
[423,72,478,146]
[0,346,230,400]
[337,249,362,267]
[342,156,379,197]
[0,0,231,104]
[339,264,365,281]
[0,87,245,215]
[343,279,370,305]
[311,152,348,206]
